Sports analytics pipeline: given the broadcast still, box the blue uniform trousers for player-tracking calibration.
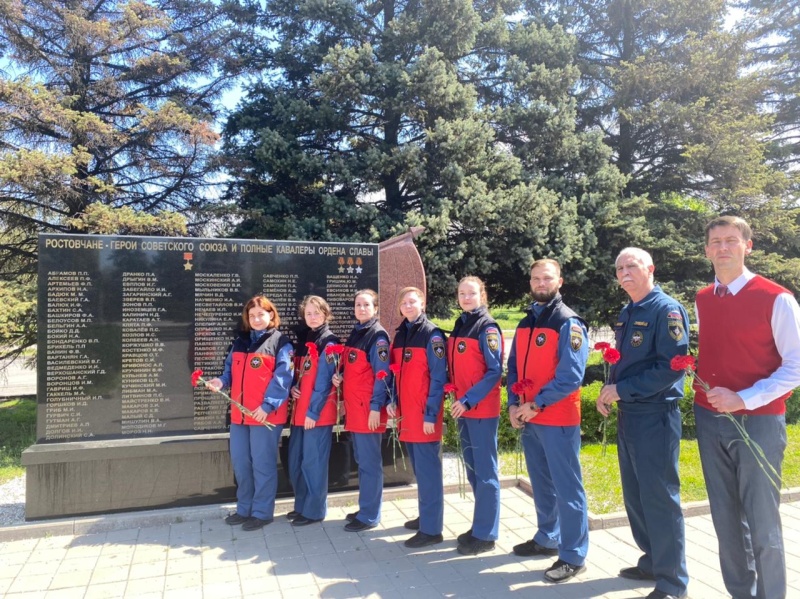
[406,441,444,536]
[288,424,333,521]
[352,432,383,525]
[522,422,588,566]
[458,417,500,541]
[695,405,787,599]
[617,402,688,596]
[230,422,284,521]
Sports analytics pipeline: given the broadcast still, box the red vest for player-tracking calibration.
[342,319,388,433]
[292,326,338,426]
[391,316,444,442]
[230,329,292,426]
[695,275,791,415]
[513,299,582,426]
[447,308,502,419]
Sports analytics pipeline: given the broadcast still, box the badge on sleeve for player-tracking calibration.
[376,339,389,362]
[485,327,500,352]
[667,310,684,341]
[570,324,584,351]
[431,334,445,359]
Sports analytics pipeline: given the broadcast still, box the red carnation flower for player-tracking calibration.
[325,343,345,355]
[389,363,401,375]
[511,382,524,395]
[594,342,611,351]
[191,369,204,387]
[305,342,319,357]
[443,383,457,394]
[602,348,621,364]
[521,378,536,390]
[670,355,696,371]
[376,370,388,380]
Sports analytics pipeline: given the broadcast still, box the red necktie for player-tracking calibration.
[715,284,729,297]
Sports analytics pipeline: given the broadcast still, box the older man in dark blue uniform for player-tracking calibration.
[597,247,689,599]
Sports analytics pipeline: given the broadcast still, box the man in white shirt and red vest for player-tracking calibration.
[695,216,800,599]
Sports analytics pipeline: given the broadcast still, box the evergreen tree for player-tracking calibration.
[0,0,247,357]
[223,0,629,318]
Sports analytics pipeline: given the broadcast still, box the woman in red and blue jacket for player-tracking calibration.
[447,276,504,555]
[332,289,391,532]
[388,286,447,548]
[207,295,294,531]
[286,295,339,527]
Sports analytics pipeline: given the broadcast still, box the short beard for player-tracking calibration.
[531,289,557,303]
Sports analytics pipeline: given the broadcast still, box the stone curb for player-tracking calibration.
[3,478,798,542]
[0,476,520,542]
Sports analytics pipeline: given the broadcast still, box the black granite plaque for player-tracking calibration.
[37,234,379,443]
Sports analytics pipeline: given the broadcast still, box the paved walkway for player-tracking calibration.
[1,485,799,598]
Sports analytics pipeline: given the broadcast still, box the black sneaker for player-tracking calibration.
[513,539,558,557]
[619,566,656,581]
[224,513,248,525]
[456,536,495,555]
[404,531,444,548]
[404,517,420,530]
[544,559,586,583]
[345,511,358,522]
[344,518,377,532]
[456,528,473,545]
[241,517,273,531]
[286,510,300,521]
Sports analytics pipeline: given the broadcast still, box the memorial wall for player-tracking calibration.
[37,234,380,443]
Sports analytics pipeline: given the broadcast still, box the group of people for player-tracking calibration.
[206,215,799,599]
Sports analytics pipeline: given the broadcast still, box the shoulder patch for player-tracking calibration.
[376,338,389,362]
[570,328,583,351]
[325,342,336,364]
[485,328,500,353]
[431,335,445,359]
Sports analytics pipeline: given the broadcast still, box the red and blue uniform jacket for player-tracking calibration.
[221,328,294,426]
[342,318,390,433]
[390,315,447,443]
[292,325,339,426]
[506,295,588,426]
[447,306,503,419]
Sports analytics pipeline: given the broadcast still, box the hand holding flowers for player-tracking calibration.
[191,369,274,429]
[324,343,346,438]
[669,355,782,491]
[594,343,621,455]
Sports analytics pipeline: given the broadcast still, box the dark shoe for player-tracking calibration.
[645,592,686,599]
[344,519,377,532]
[619,566,656,581]
[404,516,420,530]
[241,517,273,531]
[292,515,322,527]
[456,528,473,545]
[286,510,300,521]
[224,513,248,525]
[513,539,558,557]
[456,536,495,555]
[544,559,586,583]
[345,511,358,523]
[404,531,444,548]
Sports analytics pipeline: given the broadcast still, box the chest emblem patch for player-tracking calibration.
[631,331,644,347]
[457,340,467,353]
[535,333,546,347]
[403,349,413,362]
[348,350,358,364]
[249,356,263,369]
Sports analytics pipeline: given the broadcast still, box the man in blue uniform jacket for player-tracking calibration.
[597,247,689,599]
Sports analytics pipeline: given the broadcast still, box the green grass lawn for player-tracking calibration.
[430,306,526,331]
[499,423,800,514]
[0,397,36,484]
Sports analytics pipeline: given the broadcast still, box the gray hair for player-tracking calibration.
[615,247,654,269]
